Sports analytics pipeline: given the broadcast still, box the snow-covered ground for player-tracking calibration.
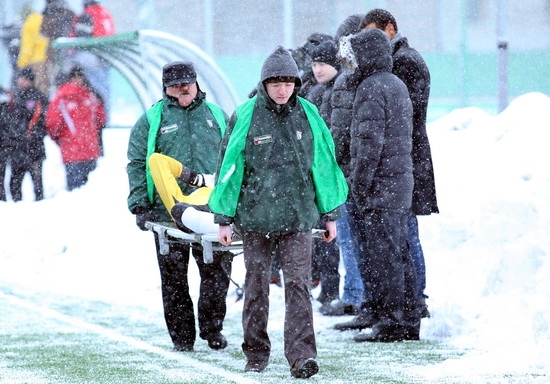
[1,92,549,381]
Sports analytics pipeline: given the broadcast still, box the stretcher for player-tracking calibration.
[145,221,327,264]
[145,221,243,263]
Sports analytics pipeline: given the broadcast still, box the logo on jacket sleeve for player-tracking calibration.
[254,134,273,145]
[296,131,302,140]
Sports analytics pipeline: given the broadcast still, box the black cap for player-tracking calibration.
[162,61,197,87]
[17,67,35,81]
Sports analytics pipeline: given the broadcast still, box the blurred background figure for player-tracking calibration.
[17,3,50,96]
[11,67,48,201]
[46,65,106,191]
[68,0,116,125]
[0,68,48,202]
[40,0,76,97]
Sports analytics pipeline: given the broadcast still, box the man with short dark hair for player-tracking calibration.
[361,8,439,318]
[126,61,232,353]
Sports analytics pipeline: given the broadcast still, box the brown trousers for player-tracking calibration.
[241,230,317,367]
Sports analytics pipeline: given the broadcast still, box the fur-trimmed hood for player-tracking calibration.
[338,29,392,77]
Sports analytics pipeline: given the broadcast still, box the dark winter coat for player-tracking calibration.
[329,14,365,178]
[306,74,338,127]
[330,69,362,178]
[390,33,439,215]
[127,90,227,221]
[347,29,414,214]
[41,0,75,40]
[0,86,48,166]
[13,86,48,164]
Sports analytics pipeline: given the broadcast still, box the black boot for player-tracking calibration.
[333,310,376,331]
[171,202,193,232]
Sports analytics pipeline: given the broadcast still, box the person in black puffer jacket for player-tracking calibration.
[329,14,370,324]
[341,28,420,343]
[360,9,439,318]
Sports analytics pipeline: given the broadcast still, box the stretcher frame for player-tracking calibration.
[145,221,326,264]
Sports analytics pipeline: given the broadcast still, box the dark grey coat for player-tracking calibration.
[391,33,439,215]
[348,29,414,214]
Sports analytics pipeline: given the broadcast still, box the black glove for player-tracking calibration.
[180,166,206,188]
[135,210,155,231]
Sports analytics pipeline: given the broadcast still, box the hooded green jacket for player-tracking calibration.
[208,91,348,233]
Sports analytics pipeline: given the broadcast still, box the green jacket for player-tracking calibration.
[127,91,228,221]
[209,90,348,233]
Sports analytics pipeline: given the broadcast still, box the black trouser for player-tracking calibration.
[312,234,340,304]
[154,233,232,348]
[10,160,44,201]
[65,160,97,191]
[350,209,420,333]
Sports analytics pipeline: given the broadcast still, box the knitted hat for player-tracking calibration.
[69,65,86,79]
[260,45,301,86]
[311,41,341,70]
[162,61,197,87]
[17,67,35,81]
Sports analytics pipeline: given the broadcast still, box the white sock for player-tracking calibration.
[180,207,219,234]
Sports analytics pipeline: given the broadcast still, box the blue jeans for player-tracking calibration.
[407,214,427,298]
[336,201,364,307]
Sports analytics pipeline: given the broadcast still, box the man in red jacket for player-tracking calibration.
[46,65,106,191]
[73,0,115,38]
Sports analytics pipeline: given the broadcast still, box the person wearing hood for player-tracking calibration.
[360,8,439,319]
[126,61,232,353]
[339,28,420,342]
[46,65,105,191]
[328,14,368,320]
[208,46,348,378]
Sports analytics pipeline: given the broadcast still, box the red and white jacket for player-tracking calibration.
[46,82,106,164]
[72,3,115,38]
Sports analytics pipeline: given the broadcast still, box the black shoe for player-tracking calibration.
[354,325,420,342]
[354,330,403,343]
[206,332,227,350]
[170,202,193,232]
[173,343,194,352]
[333,311,376,331]
[290,358,319,379]
[418,296,431,318]
[319,300,359,316]
[244,360,268,373]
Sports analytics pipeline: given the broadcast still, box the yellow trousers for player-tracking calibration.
[148,153,212,219]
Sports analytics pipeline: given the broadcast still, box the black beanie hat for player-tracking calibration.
[17,67,35,81]
[69,65,86,79]
[311,41,341,70]
[162,61,197,87]
[261,45,302,87]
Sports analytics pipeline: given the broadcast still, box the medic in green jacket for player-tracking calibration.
[209,87,348,234]
[127,90,227,222]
